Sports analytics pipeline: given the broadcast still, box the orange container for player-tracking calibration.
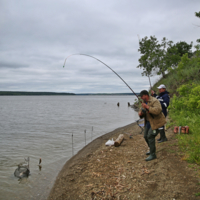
[185,126,189,134]
[174,126,178,134]
[181,126,186,134]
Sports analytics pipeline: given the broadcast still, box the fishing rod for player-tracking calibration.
[148,73,152,89]
[63,53,141,102]
[63,54,153,118]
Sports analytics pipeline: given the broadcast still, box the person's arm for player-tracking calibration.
[151,90,158,98]
[159,94,170,109]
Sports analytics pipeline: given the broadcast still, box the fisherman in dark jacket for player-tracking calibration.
[151,84,170,143]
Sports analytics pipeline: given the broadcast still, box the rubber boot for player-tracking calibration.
[146,132,157,161]
[144,127,150,155]
[144,137,149,147]
[144,135,150,155]
[146,149,150,155]
[145,153,157,161]
[158,129,168,143]
[144,138,150,156]
[157,133,161,141]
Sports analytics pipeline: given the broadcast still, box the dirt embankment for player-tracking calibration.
[48,122,200,200]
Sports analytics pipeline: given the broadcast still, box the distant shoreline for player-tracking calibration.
[76,93,137,95]
[0,91,75,96]
[0,91,138,96]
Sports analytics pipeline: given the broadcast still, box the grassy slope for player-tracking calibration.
[151,51,200,165]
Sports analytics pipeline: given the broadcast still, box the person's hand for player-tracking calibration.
[138,111,142,116]
[151,90,155,95]
[142,103,149,110]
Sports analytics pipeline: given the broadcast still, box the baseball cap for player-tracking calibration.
[157,84,166,89]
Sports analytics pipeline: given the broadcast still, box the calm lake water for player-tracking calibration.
[0,95,138,200]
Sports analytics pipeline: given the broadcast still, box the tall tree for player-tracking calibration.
[137,36,160,80]
[153,37,174,77]
[165,42,180,70]
[195,11,200,43]
[138,36,193,76]
[166,41,193,70]
[174,41,193,58]
[137,36,172,78]
[195,11,200,18]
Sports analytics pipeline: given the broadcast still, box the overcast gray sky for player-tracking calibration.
[0,0,199,93]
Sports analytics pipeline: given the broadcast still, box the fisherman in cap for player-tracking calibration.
[151,84,170,143]
[138,90,166,161]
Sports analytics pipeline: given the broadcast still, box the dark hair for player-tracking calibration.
[139,90,149,97]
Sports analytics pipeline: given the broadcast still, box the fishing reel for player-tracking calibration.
[141,108,146,114]
[141,108,154,118]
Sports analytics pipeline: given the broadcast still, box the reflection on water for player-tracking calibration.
[0,95,138,200]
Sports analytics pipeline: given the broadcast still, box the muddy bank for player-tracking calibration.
[48,121,200,200]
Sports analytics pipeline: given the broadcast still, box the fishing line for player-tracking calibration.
[63,53,141,101]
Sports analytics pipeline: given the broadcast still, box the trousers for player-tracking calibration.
[144,124,159,155]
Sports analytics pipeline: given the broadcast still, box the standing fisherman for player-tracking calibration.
[138,90,166,161]
[151,84,170,143]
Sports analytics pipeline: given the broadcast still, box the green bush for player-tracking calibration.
[169,83,200,164]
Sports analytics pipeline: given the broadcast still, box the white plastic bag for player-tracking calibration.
[105,138,114,146]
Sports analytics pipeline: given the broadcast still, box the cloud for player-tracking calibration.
[0,0,199,93]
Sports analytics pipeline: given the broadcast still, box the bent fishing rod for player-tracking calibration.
[63,54,154,118]
[63,53,142,102]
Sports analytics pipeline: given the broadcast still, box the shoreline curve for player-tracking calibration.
[47,121,139,199]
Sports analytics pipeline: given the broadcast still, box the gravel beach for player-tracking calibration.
[48,121,200,200]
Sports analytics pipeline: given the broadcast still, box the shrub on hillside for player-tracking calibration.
[169,83,200,165]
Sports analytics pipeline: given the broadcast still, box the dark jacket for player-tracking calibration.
[153,90,170,117]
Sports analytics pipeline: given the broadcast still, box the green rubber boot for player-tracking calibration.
[146,150,150,155]
[145,154,157,161]
[158,129,168,143]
